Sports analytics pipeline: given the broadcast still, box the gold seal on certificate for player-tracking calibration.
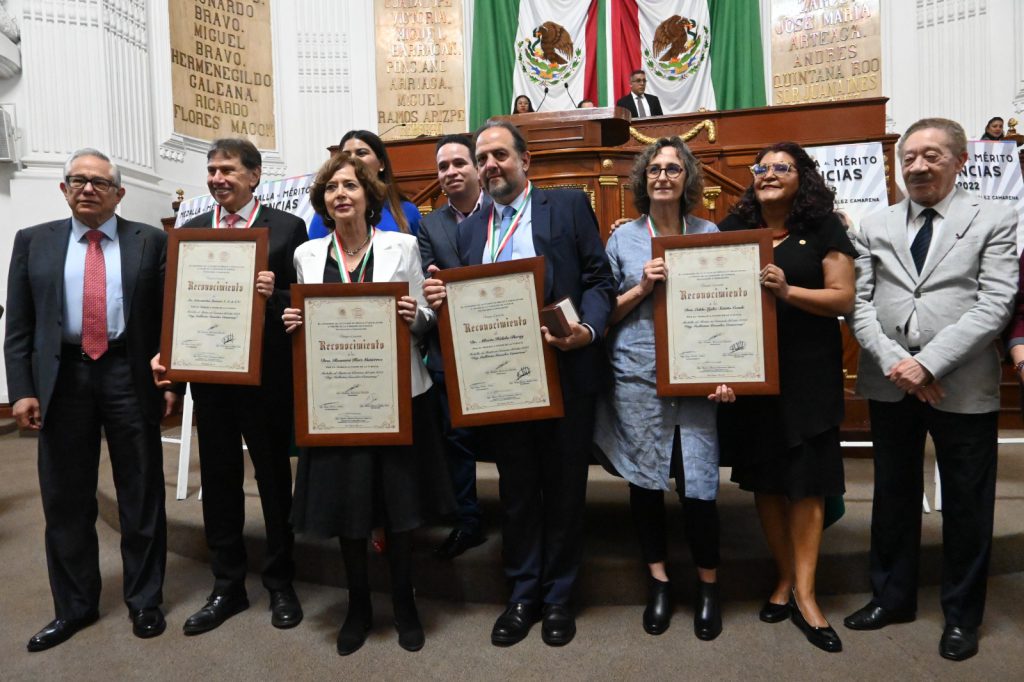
[437,257,564,427]
[653,230,779,396]
[160,228,268,385]
[292,283,413,447]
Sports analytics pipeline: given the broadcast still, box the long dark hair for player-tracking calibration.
[339,129,410,233]
[729,141,835,233]
[512,95,534,114]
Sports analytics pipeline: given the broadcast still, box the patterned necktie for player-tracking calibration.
[223,213,242,228]
[496,205,516,262]
[910,208,936,274]
[82,229,108,360]
[636,95,647,118]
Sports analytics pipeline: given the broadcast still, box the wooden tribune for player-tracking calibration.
[160,227,268,385]
[436,257,564,427]
[652,229,779,396]
[291,282,412,447]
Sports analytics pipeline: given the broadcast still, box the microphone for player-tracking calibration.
[379,122,407,138]
[563,83,578,108]
[535,87,549,111]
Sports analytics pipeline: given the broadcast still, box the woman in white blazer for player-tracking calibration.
[283,152,453,655]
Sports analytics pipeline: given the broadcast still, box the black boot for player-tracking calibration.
[694,580,722,641]
[393,587,424,652]
[643,576,672,635]
[336,589,372,655]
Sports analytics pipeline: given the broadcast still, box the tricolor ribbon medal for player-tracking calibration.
[331,227,375,284]
[213,199,262,229]
[484,182,533,263]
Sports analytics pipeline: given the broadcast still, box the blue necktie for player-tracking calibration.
[910,208,936,274]
[496,205,516,262]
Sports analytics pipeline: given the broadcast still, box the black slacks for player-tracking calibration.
[191,382,295,594]
[39,349,166,620]
[485,396,595,607]
[867,397,998,627]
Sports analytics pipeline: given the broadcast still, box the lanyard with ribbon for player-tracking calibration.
[484,182,533,263]
[645,214,687,238]
[213,199,262,229]
[331,227,375,283]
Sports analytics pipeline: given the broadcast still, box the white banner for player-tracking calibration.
[805,142,887,233]
[961,141,1024,250]
[175,174,317,231]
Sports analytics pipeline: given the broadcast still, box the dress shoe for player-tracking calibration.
[393,588,425,652]
[791,599,842,653]
[642,576,672,635]
[269,586,303,629]
[182,592,249,636]
[759,599,791,624]
[434,528,486,560]
[27,612,99,652]
[541,604,576,647]
[336,589,372,656]
[491,602,539,646]
[694,580,722,641]
[939,624,978,661]
[842,603,915,631]
[130,607,166,639]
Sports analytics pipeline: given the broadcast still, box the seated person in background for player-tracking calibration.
[616,70,663,118]
[578,99,596,108]
[981,117,1004,140]
[512,95,534,114]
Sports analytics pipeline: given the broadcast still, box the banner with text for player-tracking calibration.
[962,140,1024,249]
[805,141,887,232]
[175,174,316,229]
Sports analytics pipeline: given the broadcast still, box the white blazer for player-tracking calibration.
[293,229,434,397]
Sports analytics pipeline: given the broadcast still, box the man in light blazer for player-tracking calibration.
[418,134,492,560]
[5,148,174,650]
[424,121,615,648]
[845,118,1018,661]
[615,69,664,118]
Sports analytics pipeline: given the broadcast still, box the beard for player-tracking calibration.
[486,174,522,204]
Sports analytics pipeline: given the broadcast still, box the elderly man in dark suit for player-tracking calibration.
[615,69,664,118]
[424,121,615,647]
[418,134,493,560]
[845,118,1018,661]
[154,138,307,635]
[6,148,175,651]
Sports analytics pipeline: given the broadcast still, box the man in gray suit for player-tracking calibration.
[418,134,491,559]
[844,118,1018,661]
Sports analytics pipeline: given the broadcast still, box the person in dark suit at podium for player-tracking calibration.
[423,121,615,647]
[418,134,492,560]
[616,70,664,118]
[6,148,175,650]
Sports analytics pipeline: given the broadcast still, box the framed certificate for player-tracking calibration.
[160,228,269,385]
[291,282,412,447]
[652,229,779,396]
[437,256,564,427]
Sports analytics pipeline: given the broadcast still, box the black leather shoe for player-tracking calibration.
[491,603,539,646]
[393,588,425,652]
[182,592,249,636]
[939,624,978,661]
[434,528,486,560]
[642,577,672,635]
[843,603,915,631]
[336,589,372,656]
[791,600,842,653]
[694,581,722,641]
[27,613,99,652]
[130,607,166,639]
[541,604,576,646]
[759,599,791,623]
[270,586,303,629]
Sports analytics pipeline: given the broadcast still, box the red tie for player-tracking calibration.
[223,213,242,228]
[82,229,108,360]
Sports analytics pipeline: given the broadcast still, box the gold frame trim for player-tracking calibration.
[630,119,717,145]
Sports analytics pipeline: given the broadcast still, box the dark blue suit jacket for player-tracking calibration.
[456,187,615,398]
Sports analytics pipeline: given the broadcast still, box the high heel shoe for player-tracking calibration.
[694,580,722,641]
[790,596,842,653]
[642,576,672,635]
[336,589,372,656]
[393,587,424,652]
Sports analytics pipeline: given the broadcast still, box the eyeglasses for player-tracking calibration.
[646,163,684,179]
[749,163,795,177]
[65,175,119,192]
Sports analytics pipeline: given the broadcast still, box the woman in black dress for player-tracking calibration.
[718,142,856,653]
[282,152,453,655]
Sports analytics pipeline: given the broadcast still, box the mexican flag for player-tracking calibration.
[470,0,603,128]
[611,0,765,113]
